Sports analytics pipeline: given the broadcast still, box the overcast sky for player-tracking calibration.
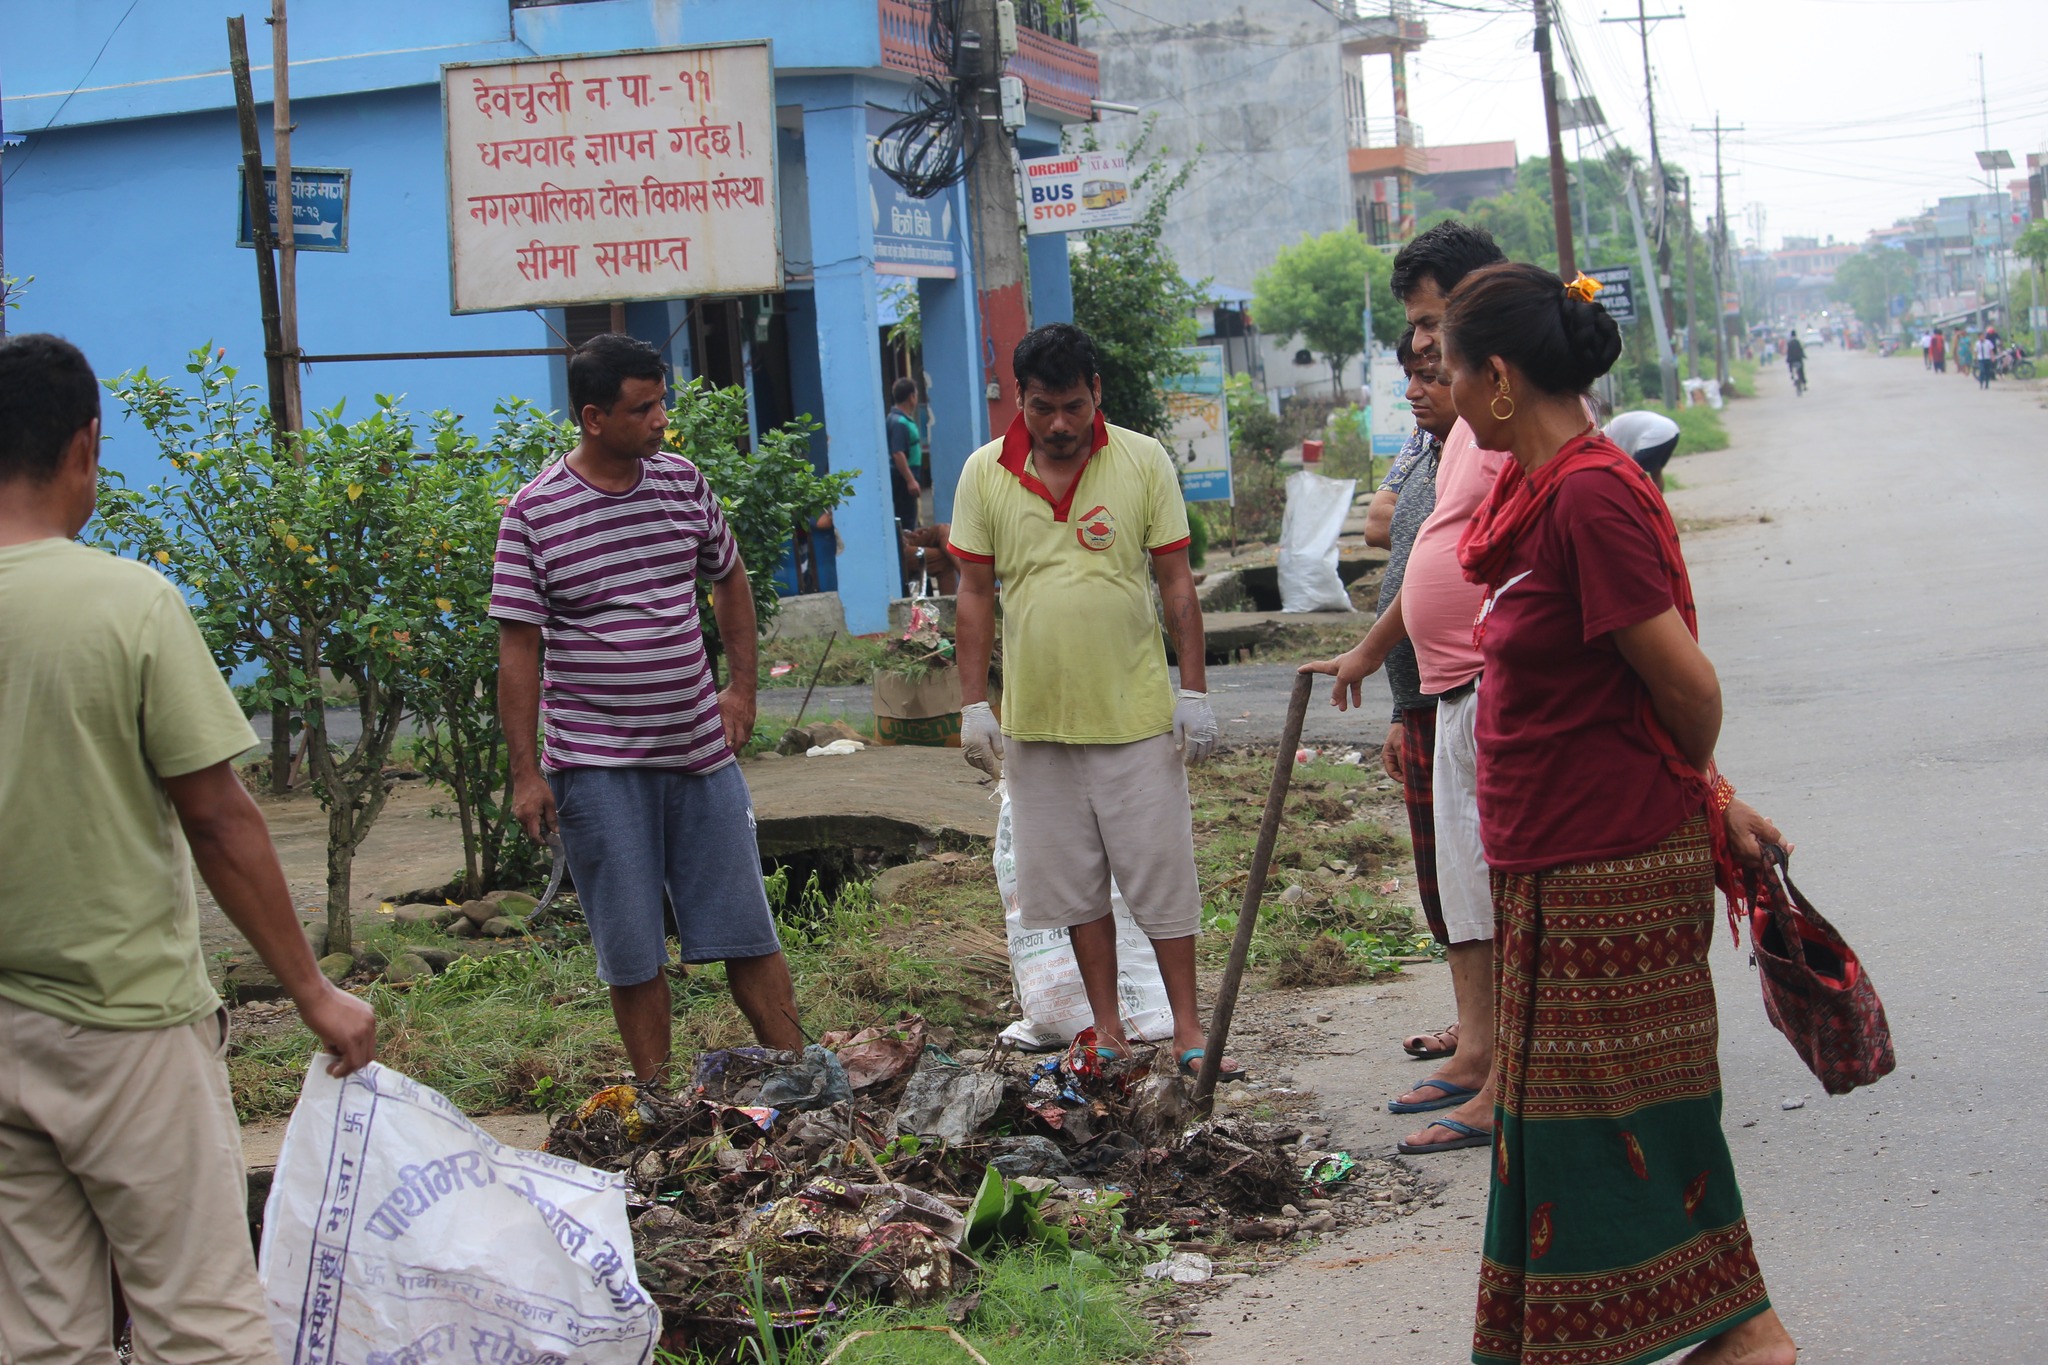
[1368,0,2048,248]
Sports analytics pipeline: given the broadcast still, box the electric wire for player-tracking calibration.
[874,0,982,200]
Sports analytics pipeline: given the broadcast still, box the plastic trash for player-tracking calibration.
[1143,1250,1215,1284]
[993,790,1174,1048]
[259,1058,658,1365]
[1277,469,1357,613]
[894,1053,1006,1145]
[806,738,864,757]
[757,1044,854,1112]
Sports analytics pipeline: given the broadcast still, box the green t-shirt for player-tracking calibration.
[0,539,258,1029]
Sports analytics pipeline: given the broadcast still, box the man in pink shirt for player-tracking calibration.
[1303,221,1506,1155]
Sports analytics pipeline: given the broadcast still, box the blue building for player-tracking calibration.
[0,0,1099,632]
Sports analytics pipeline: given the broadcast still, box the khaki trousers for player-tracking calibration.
[0,996,278,1365]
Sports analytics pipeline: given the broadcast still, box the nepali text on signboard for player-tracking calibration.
[1162,346,1232,504]
[869,108,958,278]
[442,42,781,313]
[1585,264,1636,325]
[1020,151,1140,236]
[237,166,350,252]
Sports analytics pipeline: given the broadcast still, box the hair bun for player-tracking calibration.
[1558,292,1624,387]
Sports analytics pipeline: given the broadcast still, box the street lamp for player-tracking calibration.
[1976,149,2015,323]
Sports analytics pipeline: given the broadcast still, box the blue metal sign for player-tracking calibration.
[237,166,350,252]
[868,109,957,278]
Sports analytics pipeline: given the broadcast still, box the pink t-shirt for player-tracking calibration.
[1400,419,1508,694]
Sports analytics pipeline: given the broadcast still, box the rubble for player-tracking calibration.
[537,1017,1395,1359]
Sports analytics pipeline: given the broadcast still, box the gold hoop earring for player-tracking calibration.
[1491,393,1515,421]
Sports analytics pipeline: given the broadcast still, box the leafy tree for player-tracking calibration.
[1252,228,1400,397]
[2016,221,2048,276]
[1831,247,1916,329]
[664,378,851,672]
[1069,118,1208,438]
[95,350,470,954]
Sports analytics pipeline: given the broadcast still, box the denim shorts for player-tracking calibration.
[548,763,783,985]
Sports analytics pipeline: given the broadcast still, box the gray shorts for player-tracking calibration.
[1005,733,1202,940]
[549,762,783,984]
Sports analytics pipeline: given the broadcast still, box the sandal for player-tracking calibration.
[1396,1118,1493,1155]
[1401,1023,1459,1060]
[1386,1077,1479,1114]
[1178,1048,1249,1083]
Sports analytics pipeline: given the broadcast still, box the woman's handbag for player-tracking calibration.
[1744,843,1896,1095]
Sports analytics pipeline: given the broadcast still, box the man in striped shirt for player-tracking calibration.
[492,334,802,1084]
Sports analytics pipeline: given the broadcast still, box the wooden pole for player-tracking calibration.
[1534,0,1576,278]
[1192,670,1313,1113]
[270,0,303,431]
[229,17,299,796]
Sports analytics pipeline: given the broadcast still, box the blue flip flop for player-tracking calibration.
[1386,1077,1480,1114]
[1396,1118,1493,1155]
[1178,1048,1249,1083]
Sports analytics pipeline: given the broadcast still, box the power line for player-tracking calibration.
[2,0,146,188]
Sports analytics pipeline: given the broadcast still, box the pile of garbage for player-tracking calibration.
[541,1017,1368,1357]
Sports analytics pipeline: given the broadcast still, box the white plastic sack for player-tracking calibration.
[1277,469,1356,613]
[259,1058,659,1365]
[993,790,1175,1049]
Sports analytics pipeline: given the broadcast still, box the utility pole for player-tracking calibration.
[1602,3,1682,352]
[1976,53,2010,319]
[1690,115,1742,390]
[963,0,1030,432]
[270,0,304,431]
[1533,0,1576,277]
[1680,171,1698,379]
[1625,169,1679,405]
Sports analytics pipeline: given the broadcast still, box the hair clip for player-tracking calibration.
[1564,273,1603,303]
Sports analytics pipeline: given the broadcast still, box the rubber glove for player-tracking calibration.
[960,701,1004,779]
[1173,688,1219,764]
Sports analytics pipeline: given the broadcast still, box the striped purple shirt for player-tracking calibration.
[490,454,740,773]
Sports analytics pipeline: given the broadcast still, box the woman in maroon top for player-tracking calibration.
[1439,263,1797,1365]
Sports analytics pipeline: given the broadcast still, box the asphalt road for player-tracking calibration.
[1182,348,2048,1362]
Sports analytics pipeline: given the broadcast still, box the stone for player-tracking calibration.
[446,917,480,939]
[494,892,538,919]
[392,902,450,926]
[224,960,287,1003]
[768,591,846,640]
[1301,1211,1338,1234]
[807,719,866,746]
[459,897,502,926]
[356,947,390,972]
[412,947,459,971]
[382,953,433,985]
[317,952,355,984]
[480,916,525,938]
[1194,568,1251,613]
[870,861,937,909]
[774,724,816,757]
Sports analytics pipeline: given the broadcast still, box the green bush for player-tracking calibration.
[1184,503,1209,569]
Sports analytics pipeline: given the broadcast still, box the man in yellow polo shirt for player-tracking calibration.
[0,333,375,1363]
[949,323,1237,1079]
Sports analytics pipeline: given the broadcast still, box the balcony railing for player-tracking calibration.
[878,0,1100,121]
[1347,114,1423,151]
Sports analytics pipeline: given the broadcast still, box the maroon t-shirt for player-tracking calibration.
[1474,465,1692,872]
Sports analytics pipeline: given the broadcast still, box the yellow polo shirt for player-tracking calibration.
[948,413,1190,744]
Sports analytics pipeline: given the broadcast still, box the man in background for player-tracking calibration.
[0,333,375,1363]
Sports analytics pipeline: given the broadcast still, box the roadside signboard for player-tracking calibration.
[236,166,350,252]
[1161,346,1232,503]
[1367,344,1410,456]
[1585,264,1636,324]
[869,108,958,278]
[1020,150,1139,235]
[442,41,780,313]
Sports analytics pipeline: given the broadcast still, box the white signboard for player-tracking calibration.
[1161,346,1232,503]
[1367,344,1411,456]
[1021,150,1140,235]
[443,42,781,313]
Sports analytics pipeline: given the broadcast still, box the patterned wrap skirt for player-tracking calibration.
[1473,813,1770,1364]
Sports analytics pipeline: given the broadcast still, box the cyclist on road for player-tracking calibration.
[1785,330,1807,392]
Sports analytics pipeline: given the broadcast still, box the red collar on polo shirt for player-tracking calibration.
[996,409,1110,523]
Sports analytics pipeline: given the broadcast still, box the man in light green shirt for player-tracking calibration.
[0,334,375,1363]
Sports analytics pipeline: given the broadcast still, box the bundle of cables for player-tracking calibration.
[874,0,983,199]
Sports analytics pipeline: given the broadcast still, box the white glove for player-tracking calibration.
[960,701,1004,779]
[1172,689,1219,764]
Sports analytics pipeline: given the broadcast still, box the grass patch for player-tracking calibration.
[757,632,893,689]
[1645,402,1729,455]
[228,874,1013,1122]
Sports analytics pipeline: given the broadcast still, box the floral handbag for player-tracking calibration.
[1744,844,1896,1095]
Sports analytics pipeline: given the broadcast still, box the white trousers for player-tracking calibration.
[1431,684,1495,944]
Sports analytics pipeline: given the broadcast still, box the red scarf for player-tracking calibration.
[1457,430,1747,938]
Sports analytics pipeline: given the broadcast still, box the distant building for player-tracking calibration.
[1411,141,1519,214]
